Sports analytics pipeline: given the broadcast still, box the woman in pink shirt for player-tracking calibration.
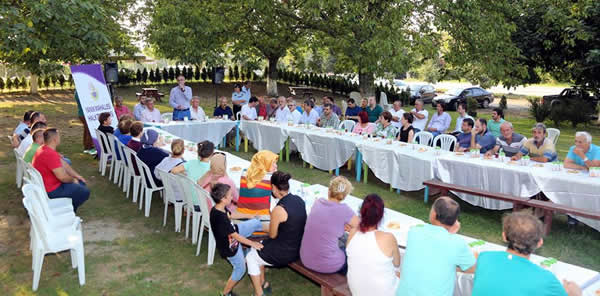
[352,111,376,135]
[197,153,239,211]
[114,96,132,120]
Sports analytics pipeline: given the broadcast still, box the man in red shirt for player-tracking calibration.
[32,128,90,212]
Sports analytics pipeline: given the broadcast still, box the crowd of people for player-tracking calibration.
[12,80,600,296]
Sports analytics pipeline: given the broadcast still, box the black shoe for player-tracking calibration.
[262,282,272,295]
[222,292,239,296]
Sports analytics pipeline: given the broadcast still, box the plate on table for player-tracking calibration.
[507,160,519,165]
[229,166,242,172]
[399,143,408,147]
[532,163,544,168]
[567,170,579,174]
[454,152,464,156]
[386,221,402,230]
[418,148,427,153]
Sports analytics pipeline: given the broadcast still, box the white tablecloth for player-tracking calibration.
[436,154,541,210]
[147,120,237,146]
[239,120,288,153]
[530,166,600,232]
[359,141,445,191]
[286,127,358,171]
[151,127,599,296]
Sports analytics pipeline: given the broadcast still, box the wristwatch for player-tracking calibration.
[583,157,589,162]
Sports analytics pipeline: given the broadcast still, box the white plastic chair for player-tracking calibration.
[161,112,173,121]
[14,149,25,188]
[22,189,85,291]
[135,154,164,217]
[156,169,185,232]
[190,182,216,264]
[338,120,356,132]
[115,140,130,192]
[412,131,434,146]
[95,130,112,176]
[433,134,457,151]
[121,146,142,202]
[24,168,74,217]
[176,175,203,244]
[105,133,124,185]
[547,128,560,146]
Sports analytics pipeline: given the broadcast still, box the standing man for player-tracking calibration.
[389,100,405,130]
[169,74,193,121]
[410,99,429,132]
[487,108,505,138]
[75,91,95,154]
[426,103,451,137]
[242,81,252,100]
[451,103,473,136]
[231,84,246,118]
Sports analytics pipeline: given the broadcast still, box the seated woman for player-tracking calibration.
[374,111,397,138]
[347,194,401,296]
[246,171,307,296]
[155,139,186,201]
[177,140,214,182]
[237,150,278,217]
[300,176,359,274]
[116,119,133,144]
[197,153,239,211]
[352,111,376,135]
[397,113,415,143]
[137,129,169,187]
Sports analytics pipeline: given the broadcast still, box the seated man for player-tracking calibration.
[300,99,319,125]
[472,212,581,296]
[213,96,234,119]
[396,196,476,296]
[32,128,90,212]
[317,103,340,128]
[365,96,383,123]
[485,122,527,157]
[287,99,302,124]
[451,103,472,136]
[426,102,451,137]
[126,121,144,152]
[389,100,405,130]
[189,96,206,121]
[241,96,258,120]
[455,118,474,152]
[133,96,146,121]
[141,98,162,123]
[274,96,291,123]
[512,123,557,163]
[13,110,34,146]
[23,127,45,163]
[564,131,600,170]
[17,121,47,156]
[324,96,342,116]
[470,118,496,154]
[344,98,362,121]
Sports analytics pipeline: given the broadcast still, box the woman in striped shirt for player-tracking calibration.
[237,150,279,218]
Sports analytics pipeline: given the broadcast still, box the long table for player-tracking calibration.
[151,127,599,295]
[145,119,238,147]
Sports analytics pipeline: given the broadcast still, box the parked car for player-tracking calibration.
[393,79,409,92]
[542,87,599,108]
[407,84,437,105]
[432,87,494,110]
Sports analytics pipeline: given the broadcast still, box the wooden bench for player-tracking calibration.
[423,179,600,234]
[288,261,350,296]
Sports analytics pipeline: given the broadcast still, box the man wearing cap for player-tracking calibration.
[511,123,557,163]
[169,74,193,121]
[231,84,246,118]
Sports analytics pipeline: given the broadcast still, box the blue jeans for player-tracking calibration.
[172,109,191,121]
[227,218,263,281]
[48,181,90,212]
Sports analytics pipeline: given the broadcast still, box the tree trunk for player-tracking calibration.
[30,74,38,94]
[266,56,279,97]
[358,71,375,98]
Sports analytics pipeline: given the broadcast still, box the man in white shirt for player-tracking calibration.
[288,99,302,124]
[189,96,206,121]
[275,96,291,123]
[241,97,258,120]
[410,99,429,132]
[133,96,146,121]
[426,102,452,137]
[451,102,473,136]
[300,99,319,125]
[389,100,405,129]
[141,98,162,123]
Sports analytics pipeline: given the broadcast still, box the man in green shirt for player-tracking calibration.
[365,96,383,122]
[317,104,340,128]
[487,108,505,138]
[23,128,44,163]
[472,212,581,296]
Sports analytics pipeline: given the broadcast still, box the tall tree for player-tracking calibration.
[299,0,523,96]
[0,0,135,94]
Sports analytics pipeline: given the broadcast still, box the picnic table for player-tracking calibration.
[136,88,165,102]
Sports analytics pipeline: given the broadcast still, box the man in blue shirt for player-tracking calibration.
[472,211,580,296]
[456,118,474,152]
[564,131,600,170]
[231,84,246,119]
[300,99,319,125]
[169,75,193,121]
[344,98,362,121]
[396,196,476,296]
[470,118,496,153]
[213,96,234,119]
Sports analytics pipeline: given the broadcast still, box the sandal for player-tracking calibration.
[262,282,272,295]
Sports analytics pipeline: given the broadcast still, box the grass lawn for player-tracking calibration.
[1,82,599,295]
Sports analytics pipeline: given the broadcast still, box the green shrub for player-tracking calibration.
[0,77,4,92]
[549,98,597,128]
[528,97,551,123]
[467,97,478,118]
